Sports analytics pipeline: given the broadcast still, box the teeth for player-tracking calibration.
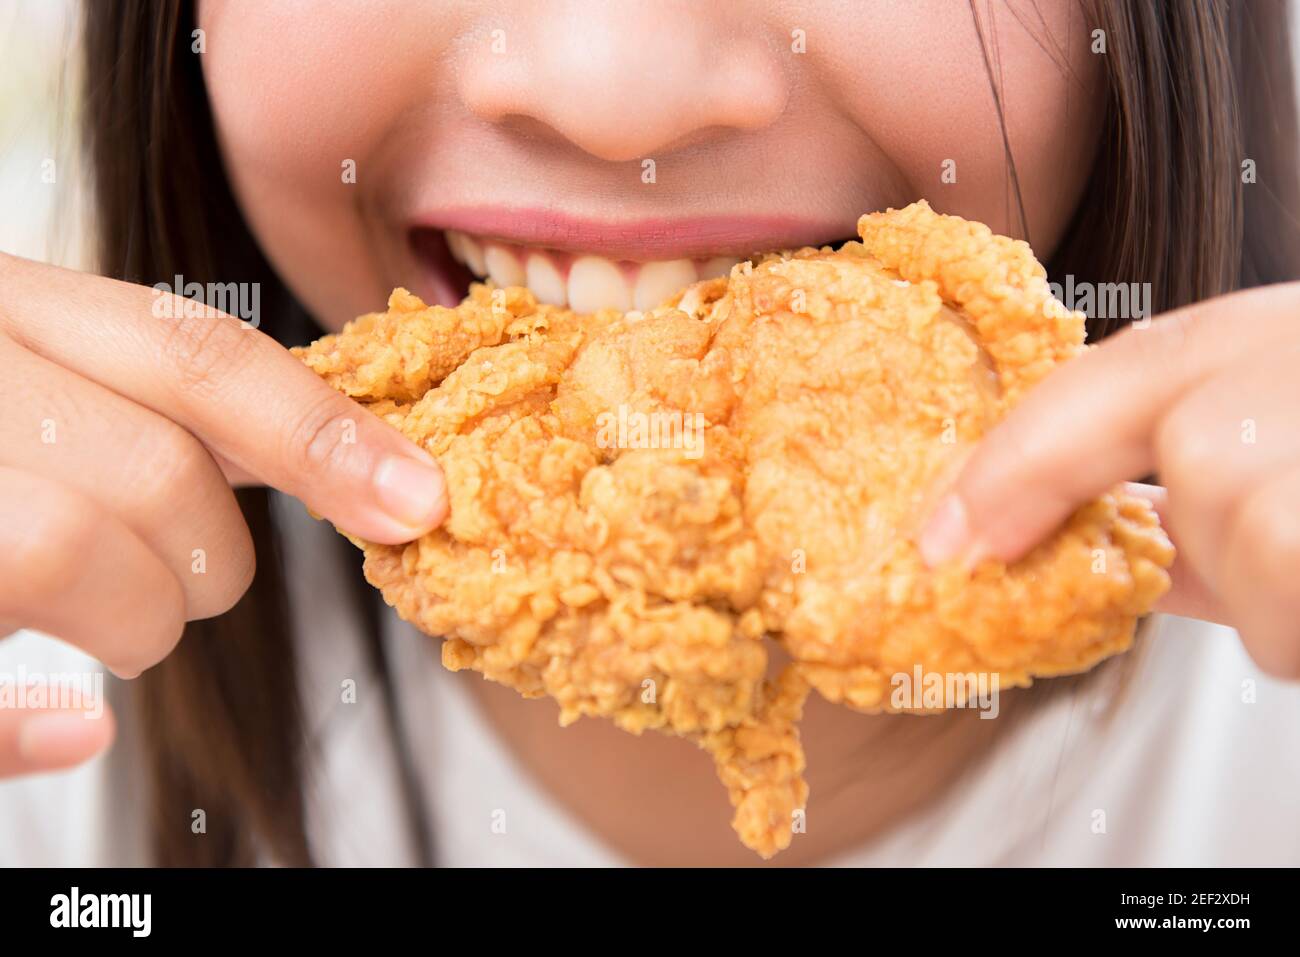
[525,254,567,306]
[634,259,697,311]
[698,256,741,280]
[484,245,525,288]
[446,231,464,263]
[461,235,486,277]
[446,230,468,266]
[568,255,631,313]
[439,230,749,311]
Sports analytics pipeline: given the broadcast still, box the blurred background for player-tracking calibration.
[1,0,88,267]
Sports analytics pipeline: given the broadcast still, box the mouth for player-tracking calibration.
[433,230,741,312]
[407,210,856,311]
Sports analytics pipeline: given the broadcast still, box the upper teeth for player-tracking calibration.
[483,245,525,288]
[568,255,631,312]
[524,253,566,306]
[445,229,741,312]
[634,259,697,311]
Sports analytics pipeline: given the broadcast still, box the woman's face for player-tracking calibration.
[198,0,1103,332]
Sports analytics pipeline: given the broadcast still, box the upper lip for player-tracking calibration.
[411,207,856,261]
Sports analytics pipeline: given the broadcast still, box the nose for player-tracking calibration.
[456,2,789,162]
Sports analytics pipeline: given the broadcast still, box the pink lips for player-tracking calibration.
[411,208,855,262]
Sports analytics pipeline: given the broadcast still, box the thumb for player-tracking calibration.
[917,287,1296,568]
[0,255,448,545]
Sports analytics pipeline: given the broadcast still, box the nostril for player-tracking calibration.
[455,23,789,164]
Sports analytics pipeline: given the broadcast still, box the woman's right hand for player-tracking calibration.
[0,253,449,779]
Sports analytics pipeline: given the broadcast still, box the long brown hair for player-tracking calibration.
[81,0,1298,865]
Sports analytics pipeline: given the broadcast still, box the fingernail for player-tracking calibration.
[373,454,447,530]
[919,494,973,566]
[17,712,100,762]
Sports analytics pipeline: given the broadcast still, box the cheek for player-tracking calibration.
[810,0,1102,252]
[198,1,448,330]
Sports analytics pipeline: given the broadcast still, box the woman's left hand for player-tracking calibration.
[918,281,1300,679]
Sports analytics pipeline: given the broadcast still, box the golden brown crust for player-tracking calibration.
[294,201,1174,858]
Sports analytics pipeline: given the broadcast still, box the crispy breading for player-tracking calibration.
[295,201,1174,858]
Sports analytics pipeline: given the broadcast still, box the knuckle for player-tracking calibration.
[1223,484,1300,681]
[285,393,363,479]
[0,492,99,612]
[115,425,256,621]
[192,529,257,621]
[160,310,259,399]
[139,585,188,670]
[1154,403,1219,490]
[223,551,257,613]
[127,422,215,500]
[115,601,186,678]
[106,574,187,676]
[1233,488,1300,574]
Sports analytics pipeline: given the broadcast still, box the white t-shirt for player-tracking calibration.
[2,496,1298,866]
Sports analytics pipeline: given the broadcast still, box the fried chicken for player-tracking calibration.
[295,201,1174,859]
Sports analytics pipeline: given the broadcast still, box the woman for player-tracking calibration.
[0,0,1297,866]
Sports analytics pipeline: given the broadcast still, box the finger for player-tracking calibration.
[0,706,116,778]
[918,283,1300,565]
[1123,483,1229,625]
[1152,345,1300,598]
[1,336,253,619]
[212,451,258,488]
[0,467,186,678]
[1217,462,1300,678]
[0,255,447,544]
